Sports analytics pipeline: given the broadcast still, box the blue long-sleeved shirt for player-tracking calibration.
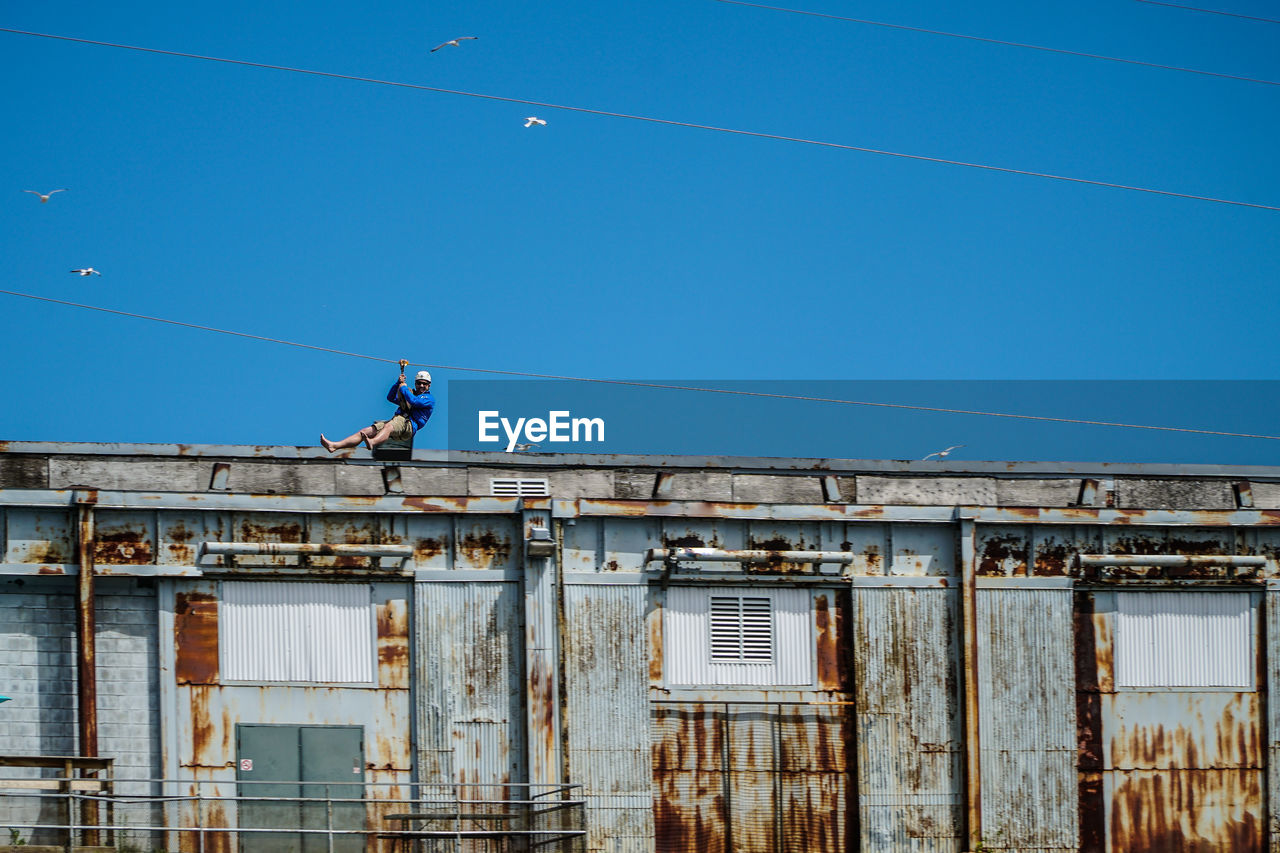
[387,381,435,434]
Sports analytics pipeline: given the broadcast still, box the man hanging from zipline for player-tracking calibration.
[321,361,434,453]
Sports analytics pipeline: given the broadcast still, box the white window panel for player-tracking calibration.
[222,581,375,683]
[1115,591,1255,689]
[665,586,813,687]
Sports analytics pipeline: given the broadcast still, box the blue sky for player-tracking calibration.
[2,1,1277,463]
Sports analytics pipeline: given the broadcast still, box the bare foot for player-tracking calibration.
[320,434,336,453]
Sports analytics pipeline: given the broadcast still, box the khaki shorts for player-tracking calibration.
[372,415,414,442]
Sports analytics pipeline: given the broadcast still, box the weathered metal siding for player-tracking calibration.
[414,580,525,791]
[853,585,963,852]
[164,577,413,853]
[976,585,1077,851]
[1078,588,1265,852]
[1267,587,1280,853]
[565,583,654,852]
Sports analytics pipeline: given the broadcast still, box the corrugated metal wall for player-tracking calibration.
[977,585,1077,852]
[414,580,526,790]
[853,585,963,852]
[565,583,654,853]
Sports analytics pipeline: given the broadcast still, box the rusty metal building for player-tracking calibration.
[2,441,1280,852]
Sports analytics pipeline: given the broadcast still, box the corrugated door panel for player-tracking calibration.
[564,584,654,851]
[727,705,776,853]
[1101,589,1264,852]
[652,703,847,853]
[653,704,727,853]
[413,581,525,788]
[854,587,964,851]
[778,704,850,853]
[977,587,1078,849]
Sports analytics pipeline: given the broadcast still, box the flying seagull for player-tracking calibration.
[510,443,540,452]
[70,268,101,276]
[431,36,477,52]
[524,117,547,128]
[922,444,965,461]
[24,189,67,203]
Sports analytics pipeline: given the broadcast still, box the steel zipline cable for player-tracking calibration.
[712,0,1280,87]
[3,286,1279,442]
[1132,0,1280,25]
[1,27,1278,212]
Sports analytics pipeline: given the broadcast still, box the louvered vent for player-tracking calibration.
[709,595,773,662]
[490,477,550,497]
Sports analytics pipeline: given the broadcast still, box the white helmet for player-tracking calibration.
[415,370,432,383]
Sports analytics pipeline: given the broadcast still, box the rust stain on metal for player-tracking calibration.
[529,653,557,778]
[1034,536,1071,576]
[665,534,707,548]
[1110,769,1263,852]
[238,518,303,542]
[188,684,231,768]
[201,801,231,853]
[1110,694,1261,770]
[167,520,196,563]
[413,537,444,561]
[458,530,512,567]
[654,702,850,852]
[94,528,153,564]
[977,533,1027,577]
[814,592,850,691]
[175,591,219,684]
[36,565,65,574]
[648,603,664,685]
[375,598,409,689]
[653,704,726,853]
[1075,590,1105,847]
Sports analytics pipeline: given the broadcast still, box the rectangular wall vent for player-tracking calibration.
[710,596,774,662]
[490,478,550,497]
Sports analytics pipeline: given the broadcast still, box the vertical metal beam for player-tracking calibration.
[74,490,100,845]
[959,515,982,852]
[523,508,562,785]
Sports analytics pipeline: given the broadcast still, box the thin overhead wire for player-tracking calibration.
[1,27,1277,212]
[712,0,1280,86]
[1133,0,1280,24]
[3,286,1278,442]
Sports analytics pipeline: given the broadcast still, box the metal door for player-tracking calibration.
[1077,590,1264,851]
[237,724,366,853]
[652,702,851,853]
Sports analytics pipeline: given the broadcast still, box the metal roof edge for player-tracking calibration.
[1,440,1278,479]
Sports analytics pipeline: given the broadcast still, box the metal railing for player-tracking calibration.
[0,779,586,853]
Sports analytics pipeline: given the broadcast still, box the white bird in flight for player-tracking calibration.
[524,116,547,128]
[70,268,101,276]
[24,189,67,203]
[922,444,965,461]
[431,36,477,52]
[510,443,540,452]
